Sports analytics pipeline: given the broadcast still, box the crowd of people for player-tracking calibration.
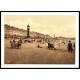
[10,39,22,49]
[10,38,75,53]
[38,40,75,53]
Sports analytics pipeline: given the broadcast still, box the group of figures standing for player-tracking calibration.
[47,40,75,53]
[10,38,75,53]
[10,39,22,49]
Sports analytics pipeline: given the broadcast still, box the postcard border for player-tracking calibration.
[0,11,79,69]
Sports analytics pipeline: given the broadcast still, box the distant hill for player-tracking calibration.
[4,24,52,39]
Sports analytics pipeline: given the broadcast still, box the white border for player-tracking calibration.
[2,12,78,15]
[1,12,79,68]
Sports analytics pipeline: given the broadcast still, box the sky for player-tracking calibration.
[4,15,75,38]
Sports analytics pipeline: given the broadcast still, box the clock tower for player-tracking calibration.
[27,24,30,38]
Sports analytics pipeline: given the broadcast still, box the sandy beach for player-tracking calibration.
[4,39,75,64]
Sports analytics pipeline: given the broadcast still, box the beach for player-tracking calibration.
[4,39,75,64]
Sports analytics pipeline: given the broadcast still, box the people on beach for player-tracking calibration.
[48,42,51,49]
[10,40,12,48]
[17,39,22,49]
[58,43,60,49]
[37,44,42,48]
[10,39,16,48]
[67,40,73,53]
[10,39,22,49]
[73,42,75,51]
[47,42,56,50]
[45,42,48,48]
